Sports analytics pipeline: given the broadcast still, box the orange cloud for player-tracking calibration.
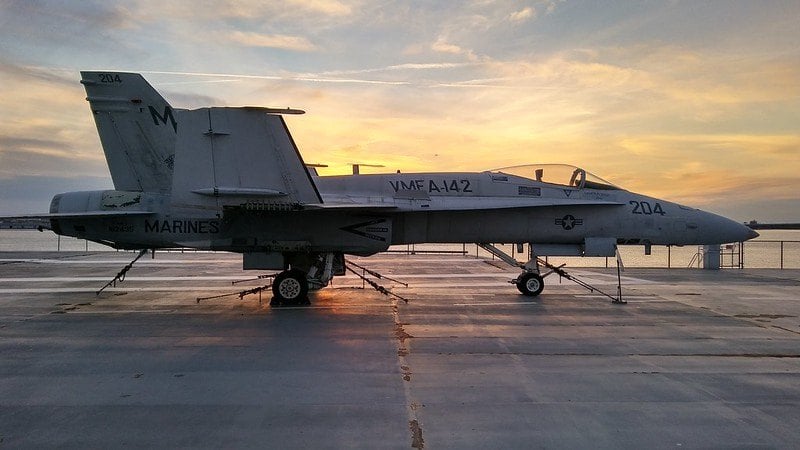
[226,31,318,52]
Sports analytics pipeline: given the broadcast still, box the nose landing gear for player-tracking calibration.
[515,272,544,296]
[478,243,625,303]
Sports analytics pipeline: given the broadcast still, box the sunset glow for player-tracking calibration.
[1,1,798,220]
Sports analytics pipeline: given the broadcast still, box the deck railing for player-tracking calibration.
[4,231,799,270]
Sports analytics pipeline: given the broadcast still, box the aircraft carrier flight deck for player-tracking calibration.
[2,251,800,448]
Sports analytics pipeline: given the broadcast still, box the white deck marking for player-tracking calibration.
[0,258,236,265]
[0,276,252,282]
[452,302,540,306]
[0,286,254,294]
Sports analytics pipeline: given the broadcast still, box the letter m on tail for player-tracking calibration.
[149,106,178,133]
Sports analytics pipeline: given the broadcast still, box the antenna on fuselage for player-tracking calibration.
[305,163,328,176]
[349,163,385,175]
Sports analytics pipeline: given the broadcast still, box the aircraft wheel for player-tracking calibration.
[516,272,544,296]
[272,269,309,305]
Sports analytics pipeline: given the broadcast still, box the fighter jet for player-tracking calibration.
[8,72,758,304]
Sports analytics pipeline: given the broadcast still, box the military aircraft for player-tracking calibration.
[8,71,758,304]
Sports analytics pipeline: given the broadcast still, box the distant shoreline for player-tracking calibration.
[747,222,800,230]
[0,219,49,230]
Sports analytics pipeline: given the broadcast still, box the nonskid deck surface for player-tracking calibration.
[1,251,800,448]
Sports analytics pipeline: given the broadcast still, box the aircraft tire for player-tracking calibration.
[516,272,544,296]
[272,269,309,305]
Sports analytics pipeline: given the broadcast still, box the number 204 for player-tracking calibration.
[630,200,665,216]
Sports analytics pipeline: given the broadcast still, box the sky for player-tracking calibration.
[0,0,798,221]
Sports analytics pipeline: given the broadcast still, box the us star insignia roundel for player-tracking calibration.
[555,215,583,230]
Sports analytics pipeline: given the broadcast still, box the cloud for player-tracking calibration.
[544,0,563,15]
[0,1,140,60]
[509,7,536,23]
[0,62,107,184]
[140,70,409,86]
[0,0,796,221]
[0,59,76,87]
[0,175,112,215]
[219,0,353,19]
[317,62,478,76]
[226,31,319,52]
[123,0,353,22]
[288,0,352,16]
[431,37,466,55]
[0,149,107,179]
[430,36,480,62]
[0,1,136,31]
[0,136,73,155]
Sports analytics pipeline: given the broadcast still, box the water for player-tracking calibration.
[0,229,797,269]
[0,230,112,252]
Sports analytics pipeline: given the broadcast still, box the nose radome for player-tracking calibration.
[719,216,759,243]
[697,210,759,244]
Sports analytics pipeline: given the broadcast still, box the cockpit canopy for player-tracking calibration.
[491,164,620,190]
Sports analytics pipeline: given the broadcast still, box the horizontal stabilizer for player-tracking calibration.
[240,106,306,115]
[171,107,322,211]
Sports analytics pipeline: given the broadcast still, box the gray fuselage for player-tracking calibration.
[49,170,756,257]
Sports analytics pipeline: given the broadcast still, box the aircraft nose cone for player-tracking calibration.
[732,223,759,242]
[717,217,760,243]
[695,211,760,244]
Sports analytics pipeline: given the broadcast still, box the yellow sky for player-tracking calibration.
[0,1,798,220]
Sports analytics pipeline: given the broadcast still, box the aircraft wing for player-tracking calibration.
[304,204,398,211]
[302,198,397,210]
[2,211,154,220]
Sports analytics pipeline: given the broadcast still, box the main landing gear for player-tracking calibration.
[270,253,345,306]
[271,269,310,306]
[196,253,346,307]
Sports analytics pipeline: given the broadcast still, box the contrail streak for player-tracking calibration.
[139,70,410,86]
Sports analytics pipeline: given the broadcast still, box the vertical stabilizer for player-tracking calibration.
[81,71,178,193]
[171,107,322,211]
